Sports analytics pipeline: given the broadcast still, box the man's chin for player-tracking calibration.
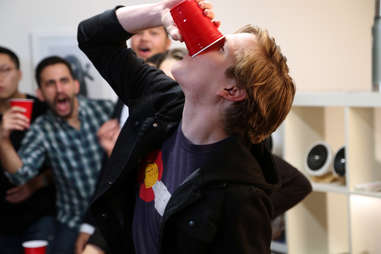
[53,108,72,119]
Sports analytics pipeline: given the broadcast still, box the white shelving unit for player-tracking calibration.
[284,92,381,254]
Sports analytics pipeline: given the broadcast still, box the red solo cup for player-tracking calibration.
[170,0,225,57]
[22,240,48,254]
[9,98,34,121]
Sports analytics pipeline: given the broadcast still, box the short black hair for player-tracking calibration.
[0,46,20,69]
[146,51,168,67]
[146,48,187,68]
[35,56,75,87]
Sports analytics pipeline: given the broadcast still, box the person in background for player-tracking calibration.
[94,26,172,158]
[146,48,187,79]
[0,55,114,254]
[78,0,311,253]
[115,25,172,124]
[0,46,56,254]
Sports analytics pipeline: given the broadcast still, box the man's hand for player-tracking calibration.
[97,119,120,157]
[161,0,218,41]
[81,244,105,254]
[6,183,34,203]
[0,106,29,140]
[6,171,50,203]
[76,232,92,254]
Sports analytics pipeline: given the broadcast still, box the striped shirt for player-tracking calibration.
[6,96,114,229]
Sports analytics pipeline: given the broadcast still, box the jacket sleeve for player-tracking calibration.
[77,7,179,109]
[218,186,273,254]
[270,155,312,218]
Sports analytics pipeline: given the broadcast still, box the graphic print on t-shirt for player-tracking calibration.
[138,150,171,216]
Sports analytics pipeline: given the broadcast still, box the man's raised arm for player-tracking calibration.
[0,107,26,174]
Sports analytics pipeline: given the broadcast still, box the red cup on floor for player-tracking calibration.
[22,240,48,254]
[9,98,34,121]
[170,0,225,57]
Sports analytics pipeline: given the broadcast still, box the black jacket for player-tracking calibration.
[78,8,311,254]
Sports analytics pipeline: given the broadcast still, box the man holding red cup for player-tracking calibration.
[0,47,56,254]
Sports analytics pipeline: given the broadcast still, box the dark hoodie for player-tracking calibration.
[78,8,311,254]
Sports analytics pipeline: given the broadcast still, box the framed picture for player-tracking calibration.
[30,31,117,101]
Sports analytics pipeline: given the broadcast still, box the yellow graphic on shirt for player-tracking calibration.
[138,150,164,202]
[144,163,159,188]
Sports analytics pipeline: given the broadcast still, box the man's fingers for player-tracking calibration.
[213,20,221,28]
[6,186,22,195]
[6,195,23,203]
[197,1,213,11]
[168,27,183,41]
[9,106,27,114]
[6,187,25,203]
[5,110,29,120]
[203,9,215,19]
[196,1,215,20]
[5,119,30,130]
[97,120,119,136]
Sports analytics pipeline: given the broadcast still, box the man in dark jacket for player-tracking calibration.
[77,0,311,253]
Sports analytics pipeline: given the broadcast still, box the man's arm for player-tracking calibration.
[77,1,185,107]
[0,108,47,184]
[270,155,312,218]
[6,169,52,203]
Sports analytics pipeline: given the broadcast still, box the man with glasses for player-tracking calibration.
[0,46,56,254]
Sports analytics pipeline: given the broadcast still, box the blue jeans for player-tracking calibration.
[49,221,79,254]
[0,216,56,254]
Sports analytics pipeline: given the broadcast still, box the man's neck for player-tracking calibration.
[0,92,26,114]
[181,100,228,145]
[65,97,81,130]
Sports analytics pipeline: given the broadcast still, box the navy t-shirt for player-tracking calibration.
[132,124,231,254]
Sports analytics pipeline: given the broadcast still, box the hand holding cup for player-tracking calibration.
[0,106,30,140]
[162,0,220,45]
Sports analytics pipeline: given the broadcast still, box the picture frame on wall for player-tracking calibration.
[30,31,116,101]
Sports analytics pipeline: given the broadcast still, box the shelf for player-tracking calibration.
[351,190,381,199]
[293,92,381,107]
[350,195,381,253]
[312,182,348,194]
[286,192,350,254]
[271,241,287,253]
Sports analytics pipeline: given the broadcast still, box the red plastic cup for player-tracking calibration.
[22,240,48,254]
[170,0,225,57]
[9,98,34,121]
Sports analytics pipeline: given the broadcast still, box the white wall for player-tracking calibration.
[0,0,375,97]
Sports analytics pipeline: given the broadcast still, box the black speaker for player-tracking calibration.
[305,142,332,176]
[333,146,346,177]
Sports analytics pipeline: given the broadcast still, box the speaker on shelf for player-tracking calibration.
[333,146,346,177]
[305,141,333,177]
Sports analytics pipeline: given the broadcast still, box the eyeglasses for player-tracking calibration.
[0,67,16,77]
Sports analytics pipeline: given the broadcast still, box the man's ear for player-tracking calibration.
[218,86,247,102]
[74,80,80,95]
[36,88,45,102]
[165,38,171,50]
[16,69,22,83]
